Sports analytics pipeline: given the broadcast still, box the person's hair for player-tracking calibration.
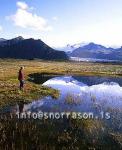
[20,66,24,70]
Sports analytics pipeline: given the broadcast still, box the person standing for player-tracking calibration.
[18,67,25,90]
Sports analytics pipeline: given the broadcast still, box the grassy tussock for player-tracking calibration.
[0,118,121,150]
[0,80,59,108]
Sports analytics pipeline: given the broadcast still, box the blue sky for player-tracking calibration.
[0,0,122,47]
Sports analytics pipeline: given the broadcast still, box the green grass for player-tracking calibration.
[0,118,121,150]
[0,80,59,108]
[0,58,122,108]
[0,58,122,149]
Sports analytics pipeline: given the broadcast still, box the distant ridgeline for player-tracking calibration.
[0,36,68,60]
[68,42,122,61]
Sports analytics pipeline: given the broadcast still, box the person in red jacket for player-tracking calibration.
[18,66,25,90]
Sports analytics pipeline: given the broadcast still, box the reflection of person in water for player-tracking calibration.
[18,102,24,113]
[18,67,25,90]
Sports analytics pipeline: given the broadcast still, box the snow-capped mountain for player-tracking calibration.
[68,42,122,61]
[56,42,88,52]
[0,38,6,42]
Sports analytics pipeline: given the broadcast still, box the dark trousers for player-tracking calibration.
[19,80,24,90]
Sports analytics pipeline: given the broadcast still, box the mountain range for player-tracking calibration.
[0,37,122,61]
[56,42,88,52]
[0,37,68,60]
[66,42,122,61]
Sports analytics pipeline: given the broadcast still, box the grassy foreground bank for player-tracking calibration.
[0,59,122,108]
[0,59,122,149]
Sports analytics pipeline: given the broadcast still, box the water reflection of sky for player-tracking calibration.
[24,76,122,113]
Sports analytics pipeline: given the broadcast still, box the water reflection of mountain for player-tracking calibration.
[73,75,122,86]
[33,76,122,112]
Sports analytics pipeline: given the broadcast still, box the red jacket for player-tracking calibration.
[18,70,24,80]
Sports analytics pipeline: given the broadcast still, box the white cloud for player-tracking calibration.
[0,25,2,31]
[52,16,58,21]
[17,1,28,10]
[9,1,52,32]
